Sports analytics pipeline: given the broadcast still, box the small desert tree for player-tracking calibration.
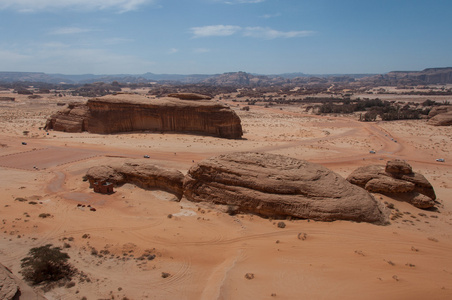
[21,244,75,285]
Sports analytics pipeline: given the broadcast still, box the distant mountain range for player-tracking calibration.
[0,68,451,86]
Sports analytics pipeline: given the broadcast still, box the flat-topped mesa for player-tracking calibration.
[45,93,243,139]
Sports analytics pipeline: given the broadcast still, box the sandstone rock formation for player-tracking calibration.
[46,103,89,133]
[347,160,436,208]
[86,161,184,199]
[45,94,243,139]
[166,93,212,100]
[428,106,452,126]
[0,264,18,300]
[183,152,388,224]
[0,263,46,300]
[428,105,452,118]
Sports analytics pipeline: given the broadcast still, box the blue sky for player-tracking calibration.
[0,0,451,75]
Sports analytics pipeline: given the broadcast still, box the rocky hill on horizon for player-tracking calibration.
[0,67,451,87]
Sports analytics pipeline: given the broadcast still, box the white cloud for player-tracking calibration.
[0,45,154,74]
[40,48,155,73]
[193,48,211,53]
[217,0,265,4]
[168,48,179,54]
[0,0,154,13]
[0,49,31,63]
[50,27,94,35]
[260,12,281,18]
[190,24,314,40]
[190,25,241,38]
[102,37,134,45]
[40,42,71,48]
[243,27,315,39]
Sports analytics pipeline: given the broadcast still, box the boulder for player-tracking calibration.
[45,94,242,139]
[428,111,452,126]
[347,160,436,208]
[385,159,412,174]
[86,161,184,199]
[428,105,452,118]
[183,152,388,224]
[0,263,46,300]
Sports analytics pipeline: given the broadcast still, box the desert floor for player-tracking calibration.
[0,90,451,300]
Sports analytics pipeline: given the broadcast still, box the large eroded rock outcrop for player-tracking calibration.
[428,106,452,126]
[45,93,243,139]
[0,263,46,300]
[347,160,436,208]
[183,152,388,224]
[86,161,185,199]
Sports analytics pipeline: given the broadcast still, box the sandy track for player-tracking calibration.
[0,147,101,170]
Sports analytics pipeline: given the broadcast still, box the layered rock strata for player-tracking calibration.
[86,161,185,200]
[347,160,436,208]
[183,152,388,224]
[45,93,243,138]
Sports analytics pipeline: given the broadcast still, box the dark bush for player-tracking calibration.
[277,221,286,228]
[21,244,75,285]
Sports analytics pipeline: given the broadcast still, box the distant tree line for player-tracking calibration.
[147,84,237,98]
[314,98,443,121]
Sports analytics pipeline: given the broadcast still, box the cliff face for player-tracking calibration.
[46,94,243,139]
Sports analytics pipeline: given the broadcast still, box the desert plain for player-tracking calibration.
[0,88,452,300]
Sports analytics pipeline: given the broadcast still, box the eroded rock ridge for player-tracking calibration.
[86,161,185,200]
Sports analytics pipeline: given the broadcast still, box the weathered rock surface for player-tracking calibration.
[45,94,243,139]
[0,263,46,300]
[428,110,452,126]
[86,161,184,199]
[427,106,452,126]
[47,103,89,133]
[183,152,388,224]
[347,160,436,208]
[0,264,18,300]
[428,105,452,118]
[167,93,212,100]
